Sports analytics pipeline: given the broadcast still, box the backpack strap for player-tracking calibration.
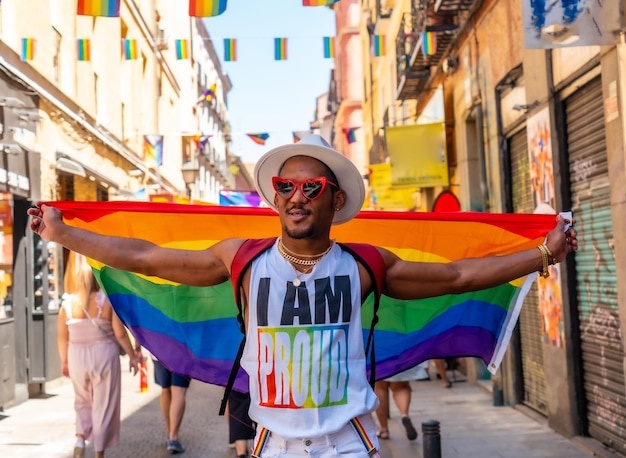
[338,243,385,388]
[219,237,276,415]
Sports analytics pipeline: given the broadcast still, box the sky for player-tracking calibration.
[202,1,337,164]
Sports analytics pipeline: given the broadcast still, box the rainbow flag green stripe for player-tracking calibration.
[51,201,555,386]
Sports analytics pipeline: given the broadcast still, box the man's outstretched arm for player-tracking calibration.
[28,202,238,287]
[381,214,578,300]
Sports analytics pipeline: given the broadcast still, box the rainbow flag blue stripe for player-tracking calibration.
[50,201,555,388]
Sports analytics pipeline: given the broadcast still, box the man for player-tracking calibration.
[28,134,577,457]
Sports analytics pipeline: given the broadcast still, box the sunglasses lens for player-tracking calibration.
[301,180,324,199]
[274,180,294,198]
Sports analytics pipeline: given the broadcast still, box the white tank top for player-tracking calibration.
[240,240,379,439]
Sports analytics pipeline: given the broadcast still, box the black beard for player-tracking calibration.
[283,224,315,240]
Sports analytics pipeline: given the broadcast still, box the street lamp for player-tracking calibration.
[181,161,200,202]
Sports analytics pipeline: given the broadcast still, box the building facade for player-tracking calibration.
[0,0,233,408]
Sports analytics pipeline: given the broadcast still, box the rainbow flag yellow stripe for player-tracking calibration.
[21,38,35,61]
[274,37,287,61]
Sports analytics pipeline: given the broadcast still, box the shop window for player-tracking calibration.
[0,193,13,320]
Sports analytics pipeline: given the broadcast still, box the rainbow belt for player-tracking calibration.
[250,419,378,457]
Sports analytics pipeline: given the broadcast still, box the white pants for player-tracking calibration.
[253,414,380,457]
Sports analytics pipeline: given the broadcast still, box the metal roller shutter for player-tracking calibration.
[509,128,547,414]
[566,77,625,453]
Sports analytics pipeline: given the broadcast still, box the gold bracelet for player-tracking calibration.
[537,245,550,278]
[542,243,556,265]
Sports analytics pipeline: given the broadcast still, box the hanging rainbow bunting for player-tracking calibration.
[189,0,227,17]
[224,38,237,62]
[77,0,121,17]
[302,0,340,5]
[323,36,335,58]
[274,38,287,61]
[143,134,163,167]
[247,133,270,145]
[343,126,360,144]
[197,83,217,104]
[122,39,138,60]
[47,201,557,391]
[373,34,386,57]
[175,39,189,60]
[21,38,35,61]
[77,38,91,62]
[422,32,437,56]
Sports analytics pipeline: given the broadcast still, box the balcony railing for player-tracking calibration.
[396,0,481,101]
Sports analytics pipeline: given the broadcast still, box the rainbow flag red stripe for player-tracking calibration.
[189,0,227,17]
[77,0,120,17]
[48,202,555,390]
[274,37,287,61]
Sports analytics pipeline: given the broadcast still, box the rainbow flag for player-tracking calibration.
[247,133,270,145]
[224,38,237,62]
[175,39,189,60]
[323,36,335,58]
[49,202,556,390]
[189,0,227,17]
[77,38,91,61]
[274,37,287,61]
[302,0,340,5]
[123,39,137,61]
[143,134,163,167]
[198,83,217,104]
[21,38,35,61]
[422,31,437,56]
[373,34,385,57]
[343,126,360,144]
[77,0,120,17]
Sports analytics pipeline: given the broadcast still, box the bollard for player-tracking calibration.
[421,419,441,458]
[139,357,149,392]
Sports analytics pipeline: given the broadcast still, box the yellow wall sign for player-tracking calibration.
[385,123,449,188]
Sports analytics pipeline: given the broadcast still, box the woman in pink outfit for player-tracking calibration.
[57,253,141,458]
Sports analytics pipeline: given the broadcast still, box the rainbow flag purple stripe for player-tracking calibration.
[50,202,555,388]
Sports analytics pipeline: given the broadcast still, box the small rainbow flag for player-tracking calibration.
[323,36,335,58]
[77,38,91,62]
[175,39,189,60]
[189,0,227,17]
[373,34,385,57]
[224,38,237,62]
[47,202,557,390]
[198,83,217,104]
[343,126,360,144]
[143,134,163,167]
[274,38,287,61]
[21,38,35,61]
[77,0,120,17]
[123,39,138,61]
[422,31,437,56]
[247,133,270,145]
[302,0,340,5]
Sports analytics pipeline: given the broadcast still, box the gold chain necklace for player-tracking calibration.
[277,238,333,266]
[277,238,333,286]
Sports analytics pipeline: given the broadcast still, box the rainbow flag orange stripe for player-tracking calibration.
[274,37,287,61]
[189,0,227,17]
[77,0,120,17]
[48,201,556,390]
[77,38,91,61]
[21,38,35,61]
[224,38,236,62]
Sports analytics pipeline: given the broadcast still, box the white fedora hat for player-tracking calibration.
[254,134,365,225]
